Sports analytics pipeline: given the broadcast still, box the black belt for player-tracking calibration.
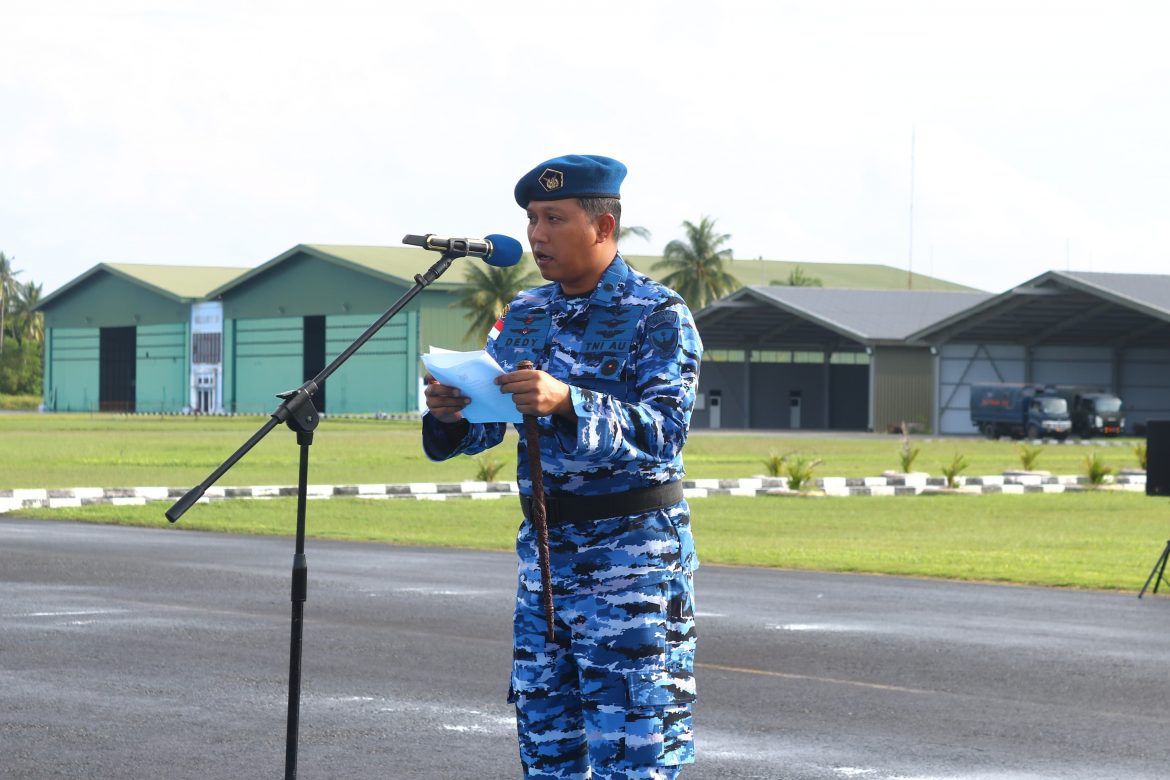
[519,481,685,525]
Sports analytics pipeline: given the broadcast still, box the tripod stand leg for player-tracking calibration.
[1138,540,1170,599]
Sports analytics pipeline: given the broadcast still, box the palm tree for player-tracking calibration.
[618,225,652,244]
[454,259,542,343]
[0,252,22,353]
[653,216,740,310]
[771,266,823,287]
[12,281,43,344]
[616,226,651,272]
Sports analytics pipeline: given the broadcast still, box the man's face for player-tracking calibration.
[526,199,607,295]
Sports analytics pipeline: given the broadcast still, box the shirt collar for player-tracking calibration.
[560,254,628,308]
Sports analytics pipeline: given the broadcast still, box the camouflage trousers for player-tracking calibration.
[508,572,697,779]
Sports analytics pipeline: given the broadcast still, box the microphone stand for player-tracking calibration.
[166,248,464,779]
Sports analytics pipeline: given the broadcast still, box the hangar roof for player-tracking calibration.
[38,263,248,310]
[205,244,478,297]
[209,245,975,299]
[907,271,1170,347]
[694,287,992,350]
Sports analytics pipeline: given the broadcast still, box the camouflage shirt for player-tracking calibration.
[422,255,703,590]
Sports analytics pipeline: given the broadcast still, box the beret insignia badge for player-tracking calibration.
[538,168,564,192]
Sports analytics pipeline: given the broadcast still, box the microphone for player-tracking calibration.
[402,233,523,267]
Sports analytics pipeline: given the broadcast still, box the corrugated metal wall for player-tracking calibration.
[936,343,1170,435]
[1118,348,1170,429]
[419,290,486,352]
[872,347,933,433]
[937,344,1026,434]
[136,322,188,412]
[218,252,467,415]
[324,312,418,414]
[229,317,304,414]
[45,327,100,411]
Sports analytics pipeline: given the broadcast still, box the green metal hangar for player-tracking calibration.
[908,271,1170,435]
[37,245,487,415]
[38,263,248,412]
[692,287,990,431]
[210,244,483,415]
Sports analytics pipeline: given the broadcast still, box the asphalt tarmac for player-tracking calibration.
[2,518,1169,779]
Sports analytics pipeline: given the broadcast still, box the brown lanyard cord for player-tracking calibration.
[516,359,556,642]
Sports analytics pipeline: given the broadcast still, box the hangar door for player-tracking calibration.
[229,313,418,415]
[99,326,136,412]
[1118,348,1170,429]
[939,344,1127,434]
[136,323,187,413]
[324,312,417,415]
[938,344,1026,434]
[45,327,100,411]
[231,317,304,414]
[1030,346,1113,388]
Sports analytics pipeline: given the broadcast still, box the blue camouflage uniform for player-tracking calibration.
[422,253,703,779]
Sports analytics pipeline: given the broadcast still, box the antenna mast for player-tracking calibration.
[907,126,916,290]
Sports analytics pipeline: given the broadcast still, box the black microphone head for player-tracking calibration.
[484,234,523,267]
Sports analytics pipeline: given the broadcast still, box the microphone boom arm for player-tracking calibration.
[165,249,460,522]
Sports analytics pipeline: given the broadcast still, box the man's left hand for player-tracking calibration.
[496,368,575,420]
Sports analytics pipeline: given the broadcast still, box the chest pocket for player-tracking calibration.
[496,306,552,370]
[569,307,641,399]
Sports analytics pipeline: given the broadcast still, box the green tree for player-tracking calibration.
[618,225,652,243]
[653,216,740,310]
[454,259,542,343]
[786,266,823,287]
[0,334,41,394]
[0,252,22,353]
[616,226,651,272]
[10,281,43,344]
[770,266,824,287]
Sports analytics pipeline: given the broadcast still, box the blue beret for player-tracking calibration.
[514,154,627,208]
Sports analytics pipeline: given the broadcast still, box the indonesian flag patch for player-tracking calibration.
[487,303,509,342]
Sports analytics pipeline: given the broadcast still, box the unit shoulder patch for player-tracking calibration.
[646,309,680,358]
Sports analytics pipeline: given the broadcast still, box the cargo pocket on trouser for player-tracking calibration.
[625,576,697,768]
[585,575,698,771]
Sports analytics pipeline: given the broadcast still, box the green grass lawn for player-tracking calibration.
[0,413,1146,489]
[4,414,1163,592]
[17,491,1169,591]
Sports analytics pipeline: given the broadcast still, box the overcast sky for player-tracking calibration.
[3,0,1167,298]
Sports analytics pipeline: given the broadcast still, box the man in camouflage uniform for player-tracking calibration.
[422,154,702,779]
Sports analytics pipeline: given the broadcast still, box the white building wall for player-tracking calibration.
[190,301,224,413]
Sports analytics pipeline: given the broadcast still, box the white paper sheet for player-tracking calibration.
[421,347,522,424]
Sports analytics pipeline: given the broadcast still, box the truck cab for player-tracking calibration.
[1070,393,1125,437]
[1025,395,1071,440]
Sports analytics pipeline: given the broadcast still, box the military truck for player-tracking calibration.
[969,384,1072,440]
[1064,391,1126,437]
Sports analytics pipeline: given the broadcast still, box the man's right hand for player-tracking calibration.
[423,372,471,424]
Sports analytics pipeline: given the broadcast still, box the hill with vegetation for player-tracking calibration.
[624,254,977,291]
[310,244,977,293]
